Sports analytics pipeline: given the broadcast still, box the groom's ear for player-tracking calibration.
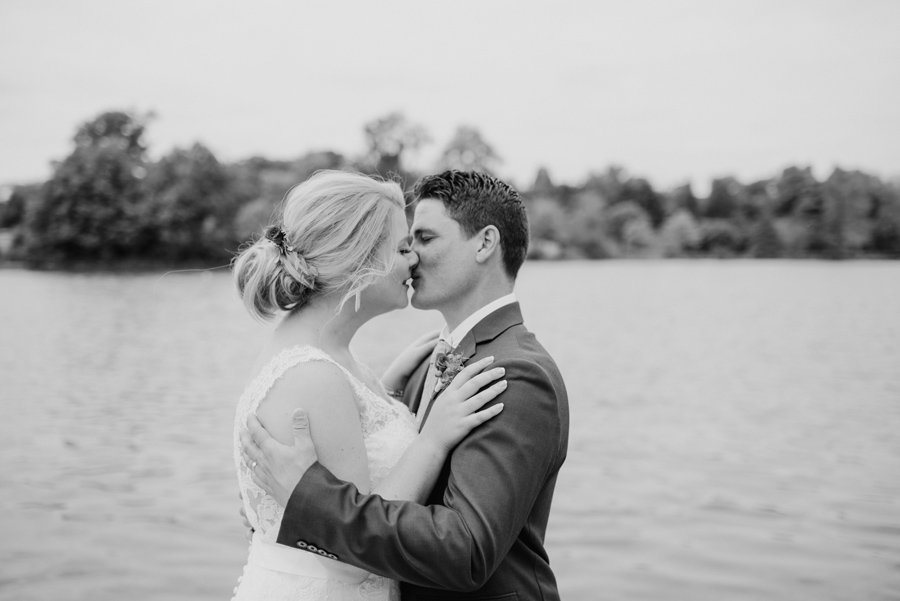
[474,225,501,265]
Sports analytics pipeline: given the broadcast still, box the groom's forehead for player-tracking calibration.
[412,198,455,229]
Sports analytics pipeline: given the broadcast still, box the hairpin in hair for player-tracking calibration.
[263,224,318,287]
[264,225,294,255]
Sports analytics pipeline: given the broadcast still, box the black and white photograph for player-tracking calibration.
[1,1,898,600]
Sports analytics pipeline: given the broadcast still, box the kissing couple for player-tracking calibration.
[232,169,569,600]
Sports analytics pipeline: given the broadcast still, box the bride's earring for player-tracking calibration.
[354,291,361,312]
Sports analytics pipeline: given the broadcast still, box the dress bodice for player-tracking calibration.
[232,345,419,543]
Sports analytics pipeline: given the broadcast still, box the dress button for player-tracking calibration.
[328,554,338,560]
[297,541,307,549]
[317,549,327,556]
[307,545,319,552]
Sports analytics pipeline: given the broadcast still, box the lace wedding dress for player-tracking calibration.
[231,345,419,601]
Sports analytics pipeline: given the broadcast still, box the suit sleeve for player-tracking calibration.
[276,356,563,591]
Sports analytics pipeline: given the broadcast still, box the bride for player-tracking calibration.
[230,171,507,600]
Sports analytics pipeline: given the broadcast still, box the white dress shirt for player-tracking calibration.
[439,292,518,348]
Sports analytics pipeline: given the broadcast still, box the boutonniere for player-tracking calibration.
[434,350,466,393]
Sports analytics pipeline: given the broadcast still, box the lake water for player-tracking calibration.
[0,261,898,601]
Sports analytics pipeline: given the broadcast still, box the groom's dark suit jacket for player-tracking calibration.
[277,302,569,600]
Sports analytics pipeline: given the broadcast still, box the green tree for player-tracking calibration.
[362,112,430,179]
[583,166,625,205]
[774,166,818,216]
[604,200,655,255]
[869,179,900,257]
[0,185,37,229]
[660,209,701,257]
[703,178,742,220]
[667,184,700,217]
[617,177,665,228]
[871,219,900,256]
[234,198,276,243]
[621,217,658,255]
[74,110,152,159]
[293,151,346,182]
[744,179,775,221]
[822,168,900,255]
[565,191,615,258]
[524,196,567,259]
[750,215,784,258]
[770,166,851,258]
[229,151,347,243]
[143,143,240,260]
[526,197,566,241]
[531,167,555,196]
[698,219,745,257]
[436,126,500,175]
[18,111,151,263]
[795,182,846,258]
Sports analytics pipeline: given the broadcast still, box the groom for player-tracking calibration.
[243,170,569,600]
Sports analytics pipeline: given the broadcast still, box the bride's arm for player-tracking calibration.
[370,357,506,503]
[380,330,440,394]
[254,361,373,579]
[255,361,371,494]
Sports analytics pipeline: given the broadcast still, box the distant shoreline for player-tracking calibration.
[0,258,233,274]
[1,254,895,275]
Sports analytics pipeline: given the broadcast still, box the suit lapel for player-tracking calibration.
[415,329,476,426]
[418,302,524,430]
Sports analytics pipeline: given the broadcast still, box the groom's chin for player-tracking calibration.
[409,289,429,310]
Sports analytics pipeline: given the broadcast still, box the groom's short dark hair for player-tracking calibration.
[412,170,529,279]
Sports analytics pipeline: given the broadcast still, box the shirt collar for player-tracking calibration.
[440,293,518,348]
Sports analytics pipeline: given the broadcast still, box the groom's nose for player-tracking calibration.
[406,249,420,272]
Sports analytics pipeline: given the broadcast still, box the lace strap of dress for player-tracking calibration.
[245,345,343,415]
[355,360,389,398]
[245,345,402,439]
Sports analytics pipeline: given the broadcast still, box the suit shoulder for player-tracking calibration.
[490,325,565,384]
[485,326,569,429]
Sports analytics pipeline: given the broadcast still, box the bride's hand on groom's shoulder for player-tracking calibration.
[421,356,507,454]
[381,330,441,392]
[240,410,318,507]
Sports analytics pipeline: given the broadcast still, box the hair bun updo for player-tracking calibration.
[262,224,319,289]
[232,170,405,321]
[232,226,318,321]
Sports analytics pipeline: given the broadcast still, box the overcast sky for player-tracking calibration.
[2,0,898,194]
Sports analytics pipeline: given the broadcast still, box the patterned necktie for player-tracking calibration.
[416,338,452,424]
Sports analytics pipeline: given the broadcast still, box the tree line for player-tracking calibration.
[1,109,898,267]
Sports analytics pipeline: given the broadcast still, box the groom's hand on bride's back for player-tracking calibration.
[240,409,318,507]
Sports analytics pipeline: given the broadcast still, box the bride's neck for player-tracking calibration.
[274,293,364,355]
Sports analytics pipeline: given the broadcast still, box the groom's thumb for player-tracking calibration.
[291,408,310,439]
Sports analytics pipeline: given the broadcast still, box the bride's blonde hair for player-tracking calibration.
[233,170,405,321]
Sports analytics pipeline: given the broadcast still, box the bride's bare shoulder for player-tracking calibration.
[256,359,360,444]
